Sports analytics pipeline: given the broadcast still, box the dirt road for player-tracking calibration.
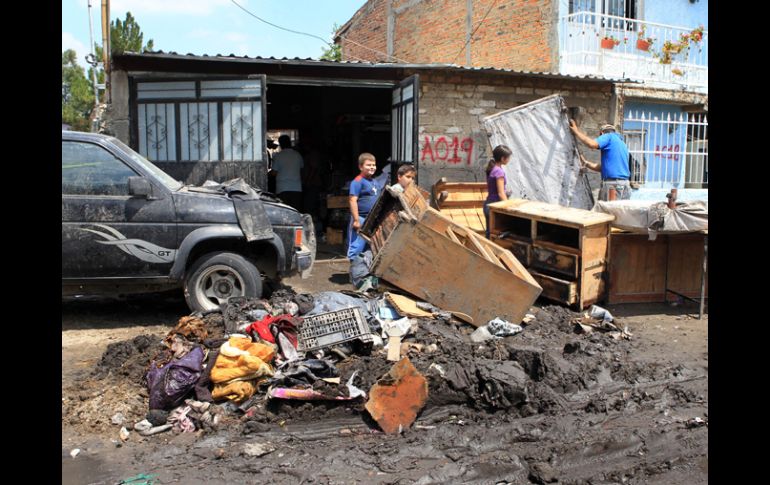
[62,262,707,484]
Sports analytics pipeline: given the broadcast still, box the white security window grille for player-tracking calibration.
[180,103,219,161]
[222,101,262,161]
[623,111,708,189]
[136,79,264,163]
[138,103,177,161]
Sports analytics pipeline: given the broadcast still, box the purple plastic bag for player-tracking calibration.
[146,346,205,410]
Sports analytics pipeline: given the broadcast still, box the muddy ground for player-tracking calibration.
[62,261,707,484]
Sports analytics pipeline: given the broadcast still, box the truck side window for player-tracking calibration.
[62,141,138,195]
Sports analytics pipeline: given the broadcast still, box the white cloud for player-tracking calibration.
[111,0,235,16]
[62,31,89,67]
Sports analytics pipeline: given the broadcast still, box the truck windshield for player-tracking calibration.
[110,138,183,191]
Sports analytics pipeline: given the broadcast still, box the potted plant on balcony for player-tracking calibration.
[600,35,620,50]
[636,26,654,51]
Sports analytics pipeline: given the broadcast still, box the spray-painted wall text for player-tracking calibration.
[420,135,475,165]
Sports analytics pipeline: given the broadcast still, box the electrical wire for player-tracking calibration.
[230,0,403,64]
[450,0,499,66]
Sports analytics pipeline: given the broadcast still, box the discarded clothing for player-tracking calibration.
[210,336,275,384]
[168,405,196,433]
[269,359,339,387]
[243,314,301,360]
[164,316,208,346]
[193,348,220,403]
[211,380,259,403]
[146,346,205,410]
[167,334,195,359]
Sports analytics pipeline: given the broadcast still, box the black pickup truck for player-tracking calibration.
[62,131,315,311]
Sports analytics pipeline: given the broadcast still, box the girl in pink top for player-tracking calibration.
[484,145,512,239]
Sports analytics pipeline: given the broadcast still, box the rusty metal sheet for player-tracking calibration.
[365,357,428,434]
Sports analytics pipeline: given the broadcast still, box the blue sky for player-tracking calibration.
[62,0,366,68]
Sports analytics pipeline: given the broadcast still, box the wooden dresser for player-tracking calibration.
[489,199,615,310]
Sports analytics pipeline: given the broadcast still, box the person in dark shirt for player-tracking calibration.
[347,152,378,259]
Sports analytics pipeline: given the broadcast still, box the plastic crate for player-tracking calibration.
[298,307,373,352]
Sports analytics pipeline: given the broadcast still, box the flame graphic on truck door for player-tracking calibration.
[80,224,176,264]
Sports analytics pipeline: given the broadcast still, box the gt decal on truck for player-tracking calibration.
[80,224,176,264]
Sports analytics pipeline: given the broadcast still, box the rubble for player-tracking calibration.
[365,357,429,434]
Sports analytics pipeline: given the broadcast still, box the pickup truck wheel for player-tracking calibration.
[184,252,263,312]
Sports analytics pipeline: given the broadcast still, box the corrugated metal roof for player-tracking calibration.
[114,50,634,83]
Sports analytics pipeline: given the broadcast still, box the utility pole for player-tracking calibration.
[101,0,111,104]
[86,0,99,132]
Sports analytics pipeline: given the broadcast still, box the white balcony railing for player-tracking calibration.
[559,12,708,92]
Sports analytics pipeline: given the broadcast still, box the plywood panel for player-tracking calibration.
[371,214,541,326]
[666,234,708,298]
[608,234,668,303]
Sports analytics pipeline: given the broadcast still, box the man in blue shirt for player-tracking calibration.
[569,121,632,201]
[347,153,378,259]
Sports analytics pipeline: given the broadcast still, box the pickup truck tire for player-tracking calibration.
[184,251,263,312]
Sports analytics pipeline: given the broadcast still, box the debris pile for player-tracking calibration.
[65,283,672,443]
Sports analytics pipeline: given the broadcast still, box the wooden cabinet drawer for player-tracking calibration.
[531,245,579,279]
[491,236,530,265]
[530,271,578,306]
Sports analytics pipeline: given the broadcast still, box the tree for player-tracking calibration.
[319,23,341,61]
[94,11,155,65]
[62,49,95,131]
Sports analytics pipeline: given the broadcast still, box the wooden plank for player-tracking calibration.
[370,220,542,326]
[529,271,578,306]
[490,199,615,228]
[445,227,462,244]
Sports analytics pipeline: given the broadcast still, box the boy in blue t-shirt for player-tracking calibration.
[347,153,378,259]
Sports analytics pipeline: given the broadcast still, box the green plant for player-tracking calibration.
[653,25,705,64]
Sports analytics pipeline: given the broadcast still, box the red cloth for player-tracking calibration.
[244,314,301,349]
[244,317,276,343]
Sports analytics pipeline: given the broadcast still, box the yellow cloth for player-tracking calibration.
[211,380,259,403]
[210,336,275,384]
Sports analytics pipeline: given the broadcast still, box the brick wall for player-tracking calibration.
[339,0,390,63]
[413,71,615,192]
[338,0,559,71]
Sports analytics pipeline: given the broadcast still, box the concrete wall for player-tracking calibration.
[340,0,559,71]
[414,71,616,191]
[100,69,130,142]
[644,0,707,28]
